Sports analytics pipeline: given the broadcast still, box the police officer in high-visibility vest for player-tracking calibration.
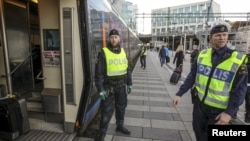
[173,24,248,141]
[140,44,147,69]
[94,29,132,141]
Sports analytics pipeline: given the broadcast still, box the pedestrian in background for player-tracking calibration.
[140,44,147,69]
[164,45,170,63]
[94,29,132,141]
[159,45,166,67]
[173,24,248,141]
[190,45,199,64]
[173,44,184,68]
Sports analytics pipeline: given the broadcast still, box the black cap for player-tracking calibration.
[109,29,119,36]
[210,24,228,35]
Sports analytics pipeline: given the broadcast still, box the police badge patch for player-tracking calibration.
[239,64,248,74]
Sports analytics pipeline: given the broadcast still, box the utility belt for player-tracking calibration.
[106,80,125,86]
[106,78,125,85]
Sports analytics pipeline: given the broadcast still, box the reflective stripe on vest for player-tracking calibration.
[103,47,128,76]
[195,48,246,109]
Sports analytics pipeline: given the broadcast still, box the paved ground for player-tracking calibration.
[103,50,195,141]
[76,50,249,141]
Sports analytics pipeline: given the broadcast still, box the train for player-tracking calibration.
[0,0,141,137]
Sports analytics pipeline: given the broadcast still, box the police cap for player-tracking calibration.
[109,29,120,36]
[210,24,228,35]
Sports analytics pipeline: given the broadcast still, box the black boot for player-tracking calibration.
[94,133,105,141]
[116,126,131,135]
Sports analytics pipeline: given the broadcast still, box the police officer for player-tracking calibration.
[140,44,147,69]
[245,54,250,123]
[173,24,248,141]
[94,29,132,141]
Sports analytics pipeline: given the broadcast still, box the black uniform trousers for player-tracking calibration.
[192,98,224,141]
[99,82,127,134]
[140,55,146,68]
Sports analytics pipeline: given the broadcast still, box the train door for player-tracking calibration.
[0,0,42,97]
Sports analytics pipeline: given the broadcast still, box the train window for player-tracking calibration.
[43,29,60,51]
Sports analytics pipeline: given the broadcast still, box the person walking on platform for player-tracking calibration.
[159,45,166,66]
[190,45,199,64]
[173,24,248,141]
[94,29,132,141]
[164,45,170,63]
[140,44,147,69]
[173,44,184,68]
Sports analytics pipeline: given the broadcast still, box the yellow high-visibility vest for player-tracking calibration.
[141,46,147,55]
[103,47,128,76]
[195,48,247,109]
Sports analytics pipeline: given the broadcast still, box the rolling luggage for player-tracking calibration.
[170,64,182,85]
[0,97,30,141]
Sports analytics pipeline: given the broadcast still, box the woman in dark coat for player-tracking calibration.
[173,44,184,68]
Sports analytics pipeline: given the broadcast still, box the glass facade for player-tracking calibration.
[151,0,221,35]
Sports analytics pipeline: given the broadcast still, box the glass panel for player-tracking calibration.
[5,2,30,62]
[11,58,33,93]
[4,1,33,95]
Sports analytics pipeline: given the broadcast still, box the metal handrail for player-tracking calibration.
[36,71,46,80]
[9,53,31,76]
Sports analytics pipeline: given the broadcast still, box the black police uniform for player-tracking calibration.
[94,42,132,138]
[140,45,147,69]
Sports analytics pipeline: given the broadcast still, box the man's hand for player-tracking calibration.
[99,90,107,100]
[127,85,132,94]
[215,112,231,125]
[173,96,181,108]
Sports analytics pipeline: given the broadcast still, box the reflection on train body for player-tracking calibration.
[0,0,141,137]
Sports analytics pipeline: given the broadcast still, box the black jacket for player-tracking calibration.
[173,51,184,65]
[190,49,199,63]
[159,47,166,58]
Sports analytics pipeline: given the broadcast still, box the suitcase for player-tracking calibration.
[170,71,181,84]
[0,98,30,141]
[170,64,182,85]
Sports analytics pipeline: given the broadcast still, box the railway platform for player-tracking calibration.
[78,49,248,141]
[13,49,247,141]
